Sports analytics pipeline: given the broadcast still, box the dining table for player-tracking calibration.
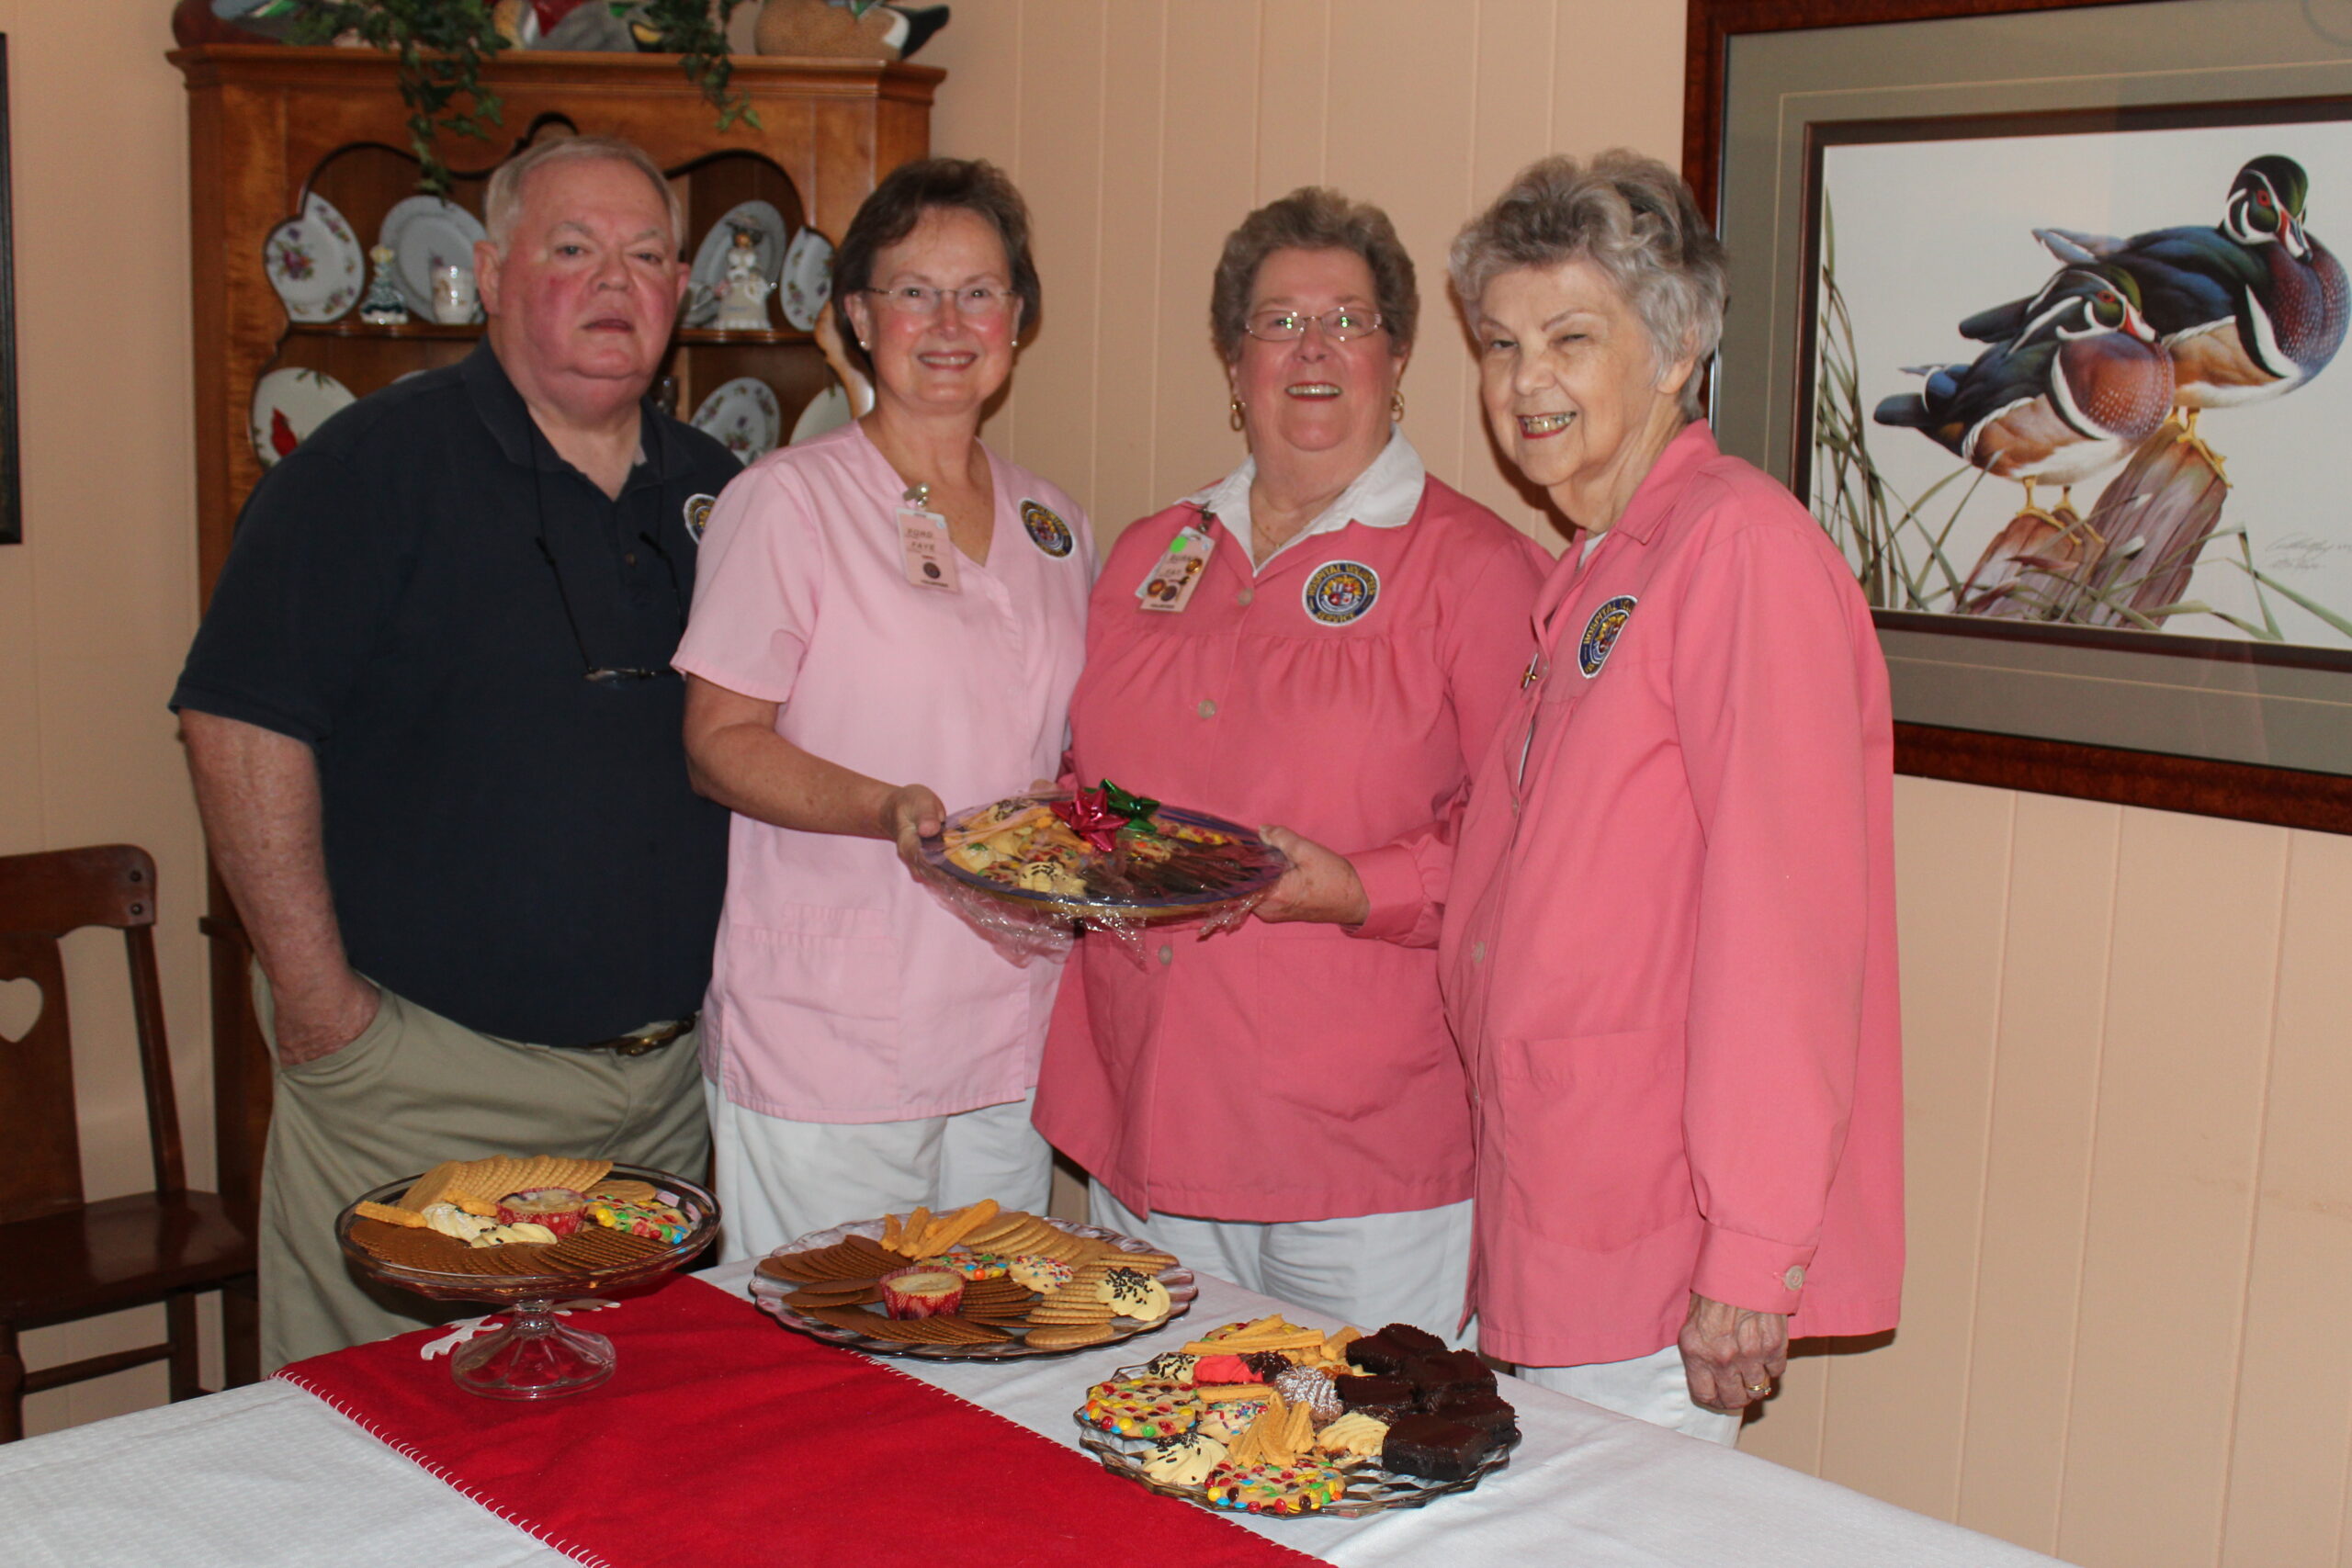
[0,1258,2064,1567]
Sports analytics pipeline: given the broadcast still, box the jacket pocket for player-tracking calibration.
[1489,1023,1690,1250]
[725,904,901,1060]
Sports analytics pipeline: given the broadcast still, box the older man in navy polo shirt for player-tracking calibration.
[174,135,741,1369]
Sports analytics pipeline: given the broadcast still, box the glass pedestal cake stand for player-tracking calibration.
[334,1164,719,1400]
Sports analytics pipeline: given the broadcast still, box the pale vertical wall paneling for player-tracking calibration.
[1002,0,1106,514]
[2059,811,2288,1567]
[1810,777,2014,1517]
[1956,793,2123,1555]
[0,0,213,1436]
[1449,0,1563,548]
[1075,0,1169,535]
[1155,0,1261,509]
[1253,0,1328,203]
[2220,828,2352,1568]
[1323,11,1476,493]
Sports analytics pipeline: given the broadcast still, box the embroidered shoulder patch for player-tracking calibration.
[684,493,717,543]
[1303,560,1380,625]
[1022,499,1075,558]
[1578,594,1638,678]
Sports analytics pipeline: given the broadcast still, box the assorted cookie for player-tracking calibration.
[1080,1317,1519,1515]
[347,1155,700,1279]
[758,1200,1185,1352]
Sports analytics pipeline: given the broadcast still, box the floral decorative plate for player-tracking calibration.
[788,382,854,446]
[263,193,364,324]
[779,228,834,331]
[684,200,789,328]
[249,367,356,468]
[380,195,488,321]
[691,376,784,462]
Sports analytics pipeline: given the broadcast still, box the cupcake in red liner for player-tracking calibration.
[878,1265,967,1319]
[493,1187,587,1238]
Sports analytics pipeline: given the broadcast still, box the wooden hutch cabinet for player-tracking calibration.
[169,45,942,1221]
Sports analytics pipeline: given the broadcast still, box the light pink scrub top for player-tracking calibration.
[673,422,1095,1122]
[1357,425,1905,1367]
[1033,461,1549,1223]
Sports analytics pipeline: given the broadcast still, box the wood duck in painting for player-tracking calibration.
[1958,156,2349,414]
[1875,265,2176,500]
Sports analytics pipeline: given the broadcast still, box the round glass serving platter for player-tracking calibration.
[918,793,1288,923]
[1075,1372,1521,1518]
[750,1214,1197,1360]
[335,1163,718,1399]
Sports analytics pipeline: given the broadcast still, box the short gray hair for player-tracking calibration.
[1210,187,1417,363]
[484,134,684,251]
[1451,151,1726,418]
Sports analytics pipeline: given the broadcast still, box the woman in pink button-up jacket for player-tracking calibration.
[1266,152,1903,1444]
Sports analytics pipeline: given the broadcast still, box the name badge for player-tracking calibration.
[899,504,960,592]
[1137,520,1216,613]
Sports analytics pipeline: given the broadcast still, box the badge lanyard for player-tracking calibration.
[897,481,960,592]
[1136,513,1217,612]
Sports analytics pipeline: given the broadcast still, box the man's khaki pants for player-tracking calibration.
[254,972,709,1371]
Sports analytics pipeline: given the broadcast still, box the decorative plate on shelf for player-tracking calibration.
[380,195,489,321]
[779,228,834,331]
[692,377,784,462]
[750,1213,1195,1361]
[789,383,854,446]
[684,200,789,328]
[249,367,356,468]
[263,193,365,324]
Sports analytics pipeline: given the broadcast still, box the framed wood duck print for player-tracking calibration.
[1690,0,2352,832]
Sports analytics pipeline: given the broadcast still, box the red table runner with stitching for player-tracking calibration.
[276,1274,1318,1568]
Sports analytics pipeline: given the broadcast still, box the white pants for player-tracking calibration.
[1517,1345,1743,1446]
[1088,1183,1474,1347]
[705,1081,1054,1263]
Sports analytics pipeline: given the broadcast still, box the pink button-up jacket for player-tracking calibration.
[1356,426,1904,1367]
[675,423,1095,1123]
[1033,476,1549,1222]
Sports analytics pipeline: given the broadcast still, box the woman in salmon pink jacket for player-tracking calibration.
[1032,188,1549,1337]
[1263,152,1904,1444]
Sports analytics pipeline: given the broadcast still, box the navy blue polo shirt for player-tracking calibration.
[175,344,740,1045]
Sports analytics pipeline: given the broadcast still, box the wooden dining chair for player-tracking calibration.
[0,844,258,1441]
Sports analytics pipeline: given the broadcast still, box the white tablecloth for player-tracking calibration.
[0,1263,2063,1566]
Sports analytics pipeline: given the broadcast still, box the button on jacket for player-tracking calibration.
[1354,424,1905,1367]
[1035,466,1548,1223]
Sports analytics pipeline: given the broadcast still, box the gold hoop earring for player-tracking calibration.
[1390,389,1406,422]
[1228,397,1247,433]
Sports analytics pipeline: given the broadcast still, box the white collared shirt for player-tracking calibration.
[1182,428,1426,573]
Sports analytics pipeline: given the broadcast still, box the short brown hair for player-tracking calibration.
[1209,187,1417,362]
[484,133,683,250]
[830,158,1042,374]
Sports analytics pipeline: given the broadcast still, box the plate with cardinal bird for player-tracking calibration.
[249,368,356,469]
[1808,117,2352,652]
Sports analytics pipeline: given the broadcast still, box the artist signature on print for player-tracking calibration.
[2260,532,2352,573]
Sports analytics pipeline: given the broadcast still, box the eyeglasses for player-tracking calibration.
[1243,307,1385,343]
[862,285,1016,320]
[536,534,686,684]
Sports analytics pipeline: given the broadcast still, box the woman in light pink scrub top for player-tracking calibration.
[1264,153,1904,1445]
[674,160,1095,1258]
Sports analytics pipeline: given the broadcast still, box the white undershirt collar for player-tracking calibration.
[1182,428,1425,574]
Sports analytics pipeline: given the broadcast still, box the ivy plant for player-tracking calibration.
[290,1,757,195]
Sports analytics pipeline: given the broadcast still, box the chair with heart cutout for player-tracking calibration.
[0,844,257,1440]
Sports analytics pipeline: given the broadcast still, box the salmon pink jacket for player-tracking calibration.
[1352,425,1905,1368]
